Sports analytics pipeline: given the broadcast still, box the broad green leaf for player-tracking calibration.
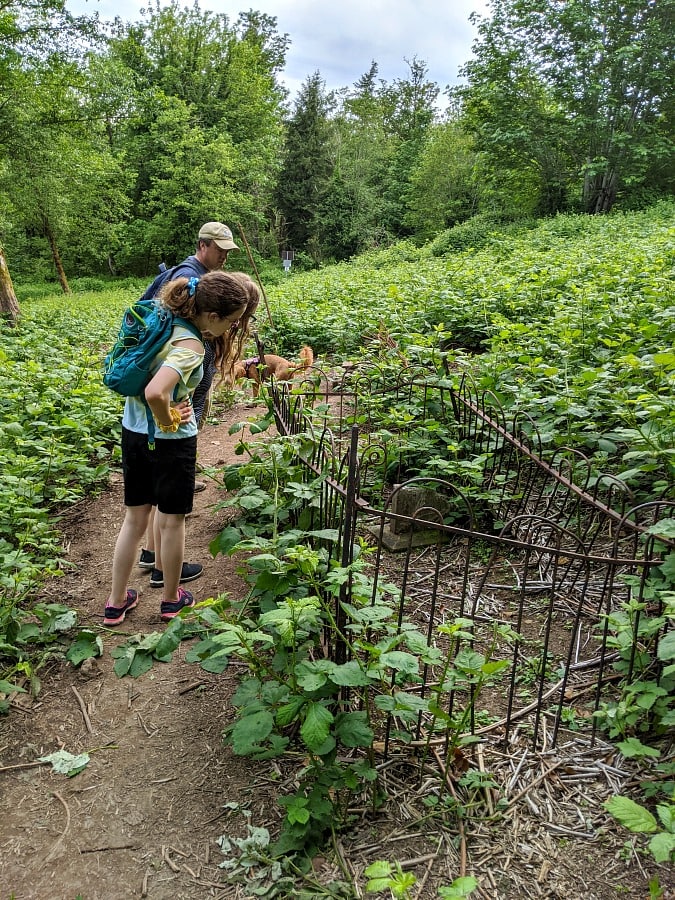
[481,659,510,676]
[438,875,478,898]
[210,526,243,557]
[334,711,374,747]
[328,660,371,687]
[294,660,332,692]
[0,679,27,694]
[276,696,306,727]
[231,709,275,755]
[379,650,419,675]
[112,647,134,678]
[657,631,675,662]
[306,529,340,541]
[365,878,392,893]
[129,651,154,678]
[660,552,675,580]
[66,631,103,667]
[300,702,333,752]
[648,831,675,863]
[656,803,675,833]
[646,519,675,539]
[604,796,657,833]
[454,648,486,673]
[154,621,184,658]
[617,738,660,759]
[52,610,78,632]
[364,861,392,878]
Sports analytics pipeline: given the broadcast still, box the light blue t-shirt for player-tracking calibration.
[122,323,205,440]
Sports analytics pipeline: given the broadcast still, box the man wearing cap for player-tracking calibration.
[140,221,240,426]
[136,222,240,581]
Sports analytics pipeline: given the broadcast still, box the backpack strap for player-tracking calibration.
[146,405,157,450]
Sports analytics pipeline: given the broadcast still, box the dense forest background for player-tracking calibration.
[0,0,673,294]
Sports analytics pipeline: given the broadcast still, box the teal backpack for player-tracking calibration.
[103,298,203,446]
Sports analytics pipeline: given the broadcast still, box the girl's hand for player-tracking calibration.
[173,398,194,424]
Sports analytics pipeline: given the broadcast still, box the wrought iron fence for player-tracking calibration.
[265,367,673,754]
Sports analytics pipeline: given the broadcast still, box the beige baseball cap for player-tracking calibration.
[198,221,239,251]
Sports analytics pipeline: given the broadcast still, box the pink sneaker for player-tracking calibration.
[160,588,196,622]
[104,590,138,626]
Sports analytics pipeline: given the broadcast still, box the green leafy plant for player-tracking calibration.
[595,523,675,740]
[364,861,478,899]
[597,519,675,886]
[604,794,675,864]
[0,602,100,711]
[364,860,417,898]
[110,621,186,678]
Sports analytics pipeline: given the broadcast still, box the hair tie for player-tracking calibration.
[187,276,200,297]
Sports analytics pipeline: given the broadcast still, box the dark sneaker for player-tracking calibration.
[138,548,156,570]
[150,562,204,588]
[104,589,138,626]
[160,588,196,621]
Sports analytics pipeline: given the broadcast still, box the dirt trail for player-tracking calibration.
[2,401,673,900]
[1,404,267,900]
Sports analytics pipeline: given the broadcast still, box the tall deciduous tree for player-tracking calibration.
[457,0,675,214]
[107,0,287,269]
[404,122,479,240]
[379,58,439,234]
[0,247,20,323]
[317,58,440,259]
[0,0,101,293]
[1,59,131,287]
[320,63,397,258]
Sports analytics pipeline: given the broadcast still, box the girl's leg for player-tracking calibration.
[155,510,185,602]
[109,504,152,607]
[146,505,157,553]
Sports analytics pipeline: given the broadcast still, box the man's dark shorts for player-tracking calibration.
[122,427,197,515]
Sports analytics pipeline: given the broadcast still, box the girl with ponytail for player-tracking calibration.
[104,271,259,625]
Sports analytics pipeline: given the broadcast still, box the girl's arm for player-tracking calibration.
[144,366,186,428]
[144,337,204,427]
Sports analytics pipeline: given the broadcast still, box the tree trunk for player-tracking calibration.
[593,168,618,214]
[583,167,618,215]
[0,247,20,324]
[44,219,71,294]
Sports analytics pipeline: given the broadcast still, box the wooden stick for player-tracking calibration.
[44,791,71,864]
[413,836,442,899]
[503,759,565,811]
[162,845,181,873]
[71,686,93,734]
[236,223,275,329]
[177,680,206,695]
[0,760,49,773]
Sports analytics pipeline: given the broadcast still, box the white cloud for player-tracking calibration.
[69,0,490,100]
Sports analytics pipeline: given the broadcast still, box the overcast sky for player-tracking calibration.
[68,0,491,104]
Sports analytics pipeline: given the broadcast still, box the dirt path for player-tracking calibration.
[0,403,271,900]
[2,400,674,900]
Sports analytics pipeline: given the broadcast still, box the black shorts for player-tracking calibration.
[121,427,197,515]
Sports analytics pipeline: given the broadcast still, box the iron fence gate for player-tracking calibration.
[264,368,673,754]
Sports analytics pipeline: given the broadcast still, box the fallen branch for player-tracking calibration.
[71,686,93,733]
[0,760,49,773]
[44,791,71,864]
[503,759,565,811]
[178,680,206,695]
